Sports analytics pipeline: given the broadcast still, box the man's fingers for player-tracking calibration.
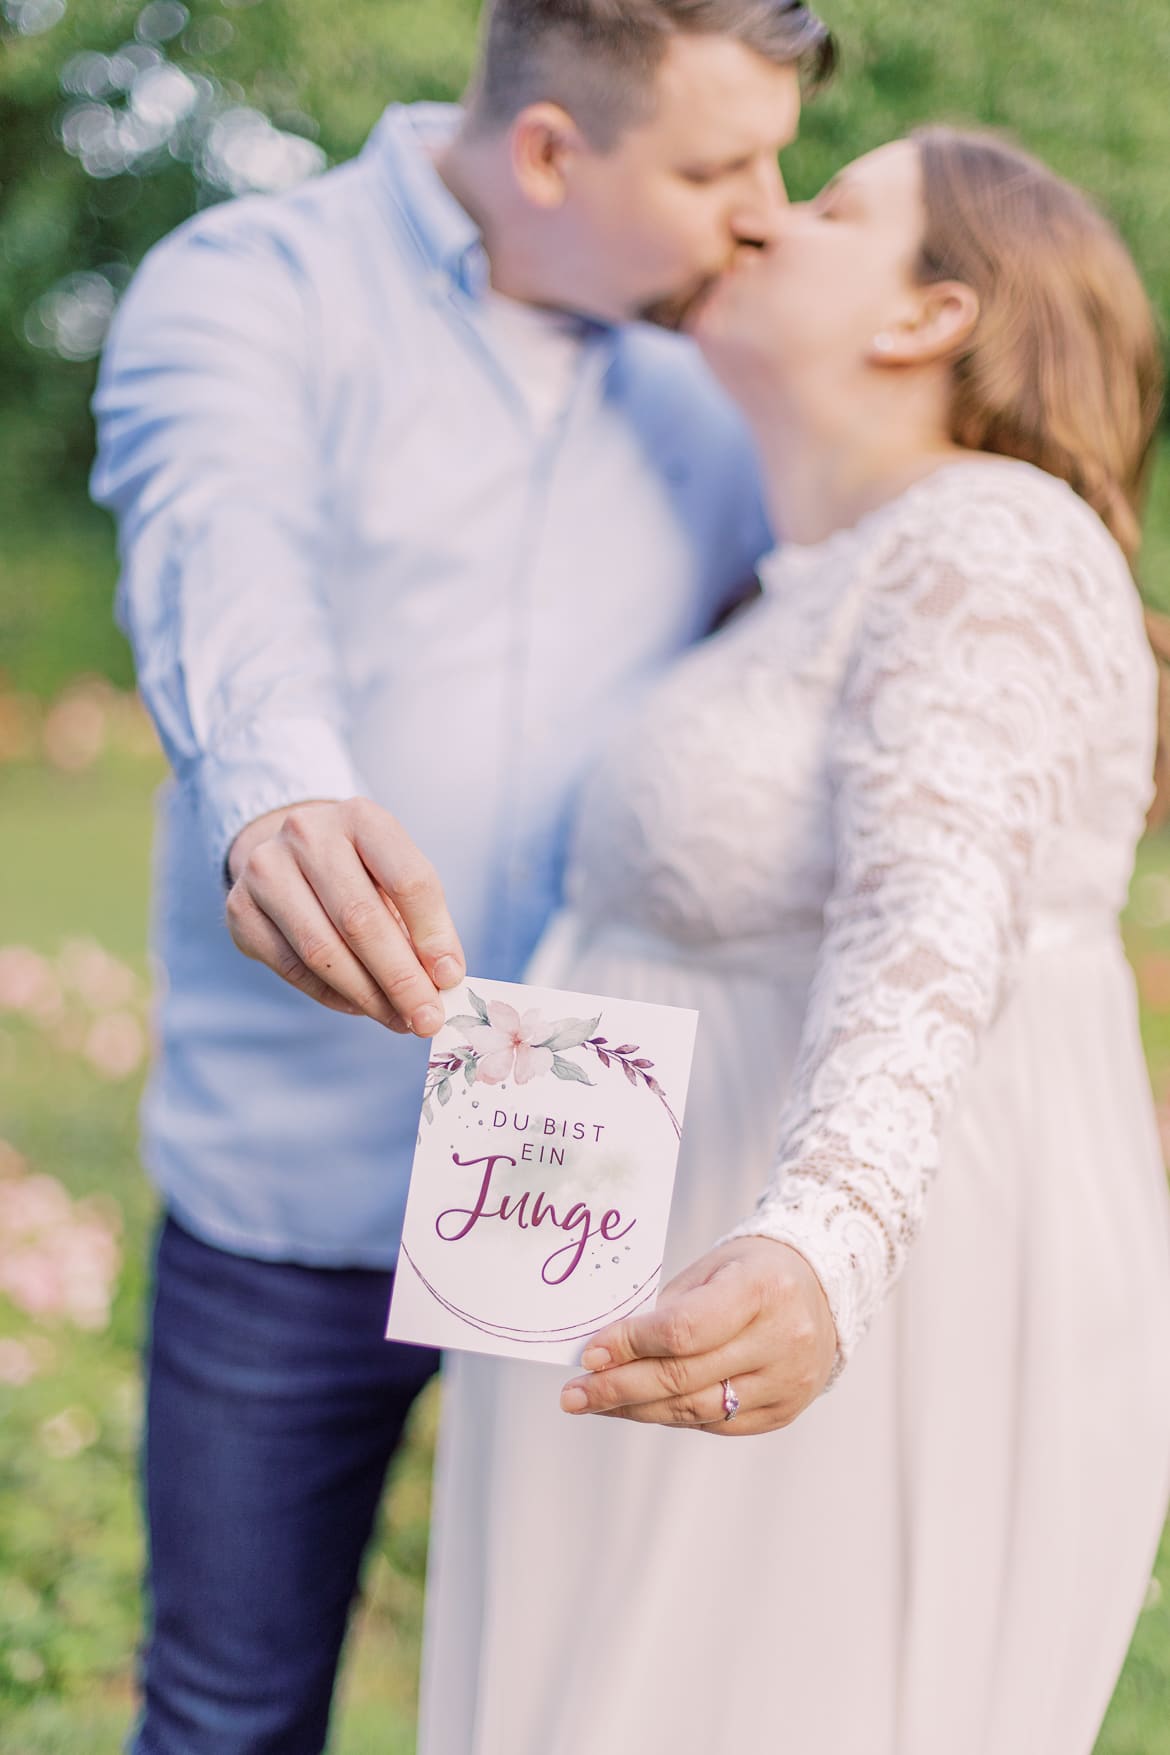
[580,1257,760,1372]
[224,886,392,1022]
[226,799,466,1032]
[285,828,449,1034]
[239,841,408,1029]
[347,799,466,990]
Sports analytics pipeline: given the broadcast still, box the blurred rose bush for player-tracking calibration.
[0,934,148,1083]
[0,1143,122,1332]
[0,675,159,772]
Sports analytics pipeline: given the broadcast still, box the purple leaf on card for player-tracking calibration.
[613,1044,637,1056]
[622,1060,637,1087]
[631,1058,654,1069]
[590,1037,607,1046]
[596,1050,611,1067]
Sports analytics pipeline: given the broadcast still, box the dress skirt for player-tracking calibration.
[417,915,1170,1755]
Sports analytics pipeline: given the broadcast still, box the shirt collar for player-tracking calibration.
[363,102,489,297]
[363,100,619,371]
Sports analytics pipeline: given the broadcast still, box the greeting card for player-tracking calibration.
[386,975,698,1365]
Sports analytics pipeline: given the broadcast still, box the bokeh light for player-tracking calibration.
[2,0,67,37]
[29,3,328,358]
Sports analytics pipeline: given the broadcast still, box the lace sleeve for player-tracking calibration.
[723,475,1138,1378]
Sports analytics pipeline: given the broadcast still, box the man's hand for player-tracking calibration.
[558,1237,838,1435]
[226,798,466,1036]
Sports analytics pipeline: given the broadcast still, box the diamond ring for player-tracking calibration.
[721,1378,741,1422]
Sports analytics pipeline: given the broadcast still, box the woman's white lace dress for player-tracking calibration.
[418,459,1170,1755]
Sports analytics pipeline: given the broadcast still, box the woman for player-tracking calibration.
[418,129,1170,1755]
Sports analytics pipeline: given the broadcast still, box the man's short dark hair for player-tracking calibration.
[467,0,836,148]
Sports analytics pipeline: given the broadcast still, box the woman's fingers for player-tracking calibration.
[559,1239,839,1435]
[577,1252,761,1377]
[559,1333,759,1416]
[570,1357,808,1436]
[594,1372,759,1429]
[592,1377,789,1437]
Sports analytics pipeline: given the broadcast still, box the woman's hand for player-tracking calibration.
[559,1237,838,1435]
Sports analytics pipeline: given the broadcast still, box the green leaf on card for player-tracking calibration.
[464,1058,477,1086]
[467,989,490,1024]
[551,1054,595,1086]
[539,1015,602,1052]
[437,1078,452,1106]
[444,1016,483,1035]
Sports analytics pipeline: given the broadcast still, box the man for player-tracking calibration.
[91,2,833,1749]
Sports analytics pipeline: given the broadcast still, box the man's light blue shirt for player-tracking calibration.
[91,103,770,1266]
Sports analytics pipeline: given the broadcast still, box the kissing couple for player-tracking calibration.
[93,2,1170,1752]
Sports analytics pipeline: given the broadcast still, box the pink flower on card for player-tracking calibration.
[469,1003,554,1085]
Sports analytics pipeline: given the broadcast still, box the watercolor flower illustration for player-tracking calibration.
[466,1002,554,1086]
[421,987,680,1137]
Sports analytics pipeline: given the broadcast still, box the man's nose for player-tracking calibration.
[732,157,789,247]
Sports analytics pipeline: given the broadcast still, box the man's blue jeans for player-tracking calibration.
[131,1216,439,1755]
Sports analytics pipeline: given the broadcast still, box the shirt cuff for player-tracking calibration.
[195,718,367,887]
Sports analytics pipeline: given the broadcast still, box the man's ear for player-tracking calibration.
[868,280,980,367]
[509,103,587,209]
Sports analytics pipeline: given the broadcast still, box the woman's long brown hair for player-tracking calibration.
[913,127,1169,825]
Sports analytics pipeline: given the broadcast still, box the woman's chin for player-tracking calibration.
[687,294,748,376]
[692,330,778,412]
[684,269,761,352]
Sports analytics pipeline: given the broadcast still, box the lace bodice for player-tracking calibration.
[565,458,1157,1373]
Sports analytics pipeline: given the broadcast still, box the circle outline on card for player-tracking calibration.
[400,1245,662,1343]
